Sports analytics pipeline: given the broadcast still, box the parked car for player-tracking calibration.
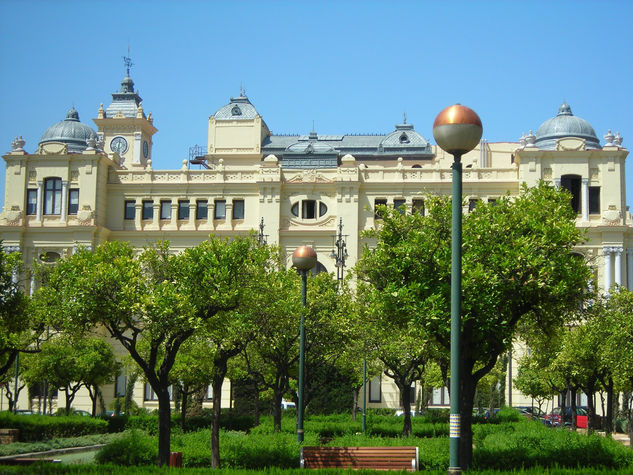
[394,410,417,417]
[281,399,296,410]
[544,406,588,428]
[515,406,545,420]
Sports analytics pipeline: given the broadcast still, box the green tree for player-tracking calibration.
[0,245,41,378]
[513,353,554,414]
[36,237,267,467]
[355,182,590,468]
[22,335,119,414]
[602,288,633,445]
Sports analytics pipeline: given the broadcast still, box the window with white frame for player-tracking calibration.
[43,177,62,215]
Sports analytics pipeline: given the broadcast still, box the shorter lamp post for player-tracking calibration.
[292,246,317,443]
[433,104,482,474]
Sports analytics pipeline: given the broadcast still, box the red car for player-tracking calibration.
[544,406,587,428]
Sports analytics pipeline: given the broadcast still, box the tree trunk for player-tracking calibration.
[570,389,577,430]
[586,388,595,434]
[156,388,172,466]
[253,381,260,427]
[397,380,413,437]
[181,385,188,431]
[352,388,358,422]
[458,374,476,470]
[272,388,284,432]
[605,379,614,434]
[211,372,225,469]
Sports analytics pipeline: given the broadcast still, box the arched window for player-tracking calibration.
[43,177,62,215]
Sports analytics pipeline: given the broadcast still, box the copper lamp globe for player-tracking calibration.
[292,246,317,271]
[432,104,483,155]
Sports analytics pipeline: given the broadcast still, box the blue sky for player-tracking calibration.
[1,0,632,210]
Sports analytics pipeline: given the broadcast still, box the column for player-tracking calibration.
[35,181,43,222]
[614,247,623,287]
[30,273,36,297]
[627,249,633,290]
[133,132,142,165]
[603,247,612,293]
[581,178,589,222]
[60,180,68,223]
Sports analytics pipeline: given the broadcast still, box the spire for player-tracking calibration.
[123,45,134,77]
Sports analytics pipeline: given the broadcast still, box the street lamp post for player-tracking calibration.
[292,246,317,443]
[433,104,482,473]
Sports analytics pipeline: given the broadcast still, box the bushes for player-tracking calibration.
[123,411,254,435]
[0,432,119,456]
[0,411,107,441]
[472,420,633,470]
[95,430,157,466]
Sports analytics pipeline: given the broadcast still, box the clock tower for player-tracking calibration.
[93,55,157,167]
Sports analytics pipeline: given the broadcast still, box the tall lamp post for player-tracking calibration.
[292,245,317,443]
[433,104,482,474]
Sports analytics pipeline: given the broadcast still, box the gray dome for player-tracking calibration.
[380,123,430,149]
[213,95,259,120]
[39,108,97,153]
[535,102,600,150]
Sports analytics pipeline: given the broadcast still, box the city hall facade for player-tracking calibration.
[1,70,632,413]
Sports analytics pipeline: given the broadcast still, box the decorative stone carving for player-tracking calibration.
[518,133,527,148]
[543,167,553,179]
[602,209,621,226]
[11,136,25,152]
[85,137,96,151]
[614,132,623,147]
[77,206,94,225]
[70,171,79,182]
[4,209,22,226]
[525,130,536,147]
[40,142,67,154]
[28,171,37,182]
[556,137,585,151]
[590,168,599,180]
[603,130,615,146]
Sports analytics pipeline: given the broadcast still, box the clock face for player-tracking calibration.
[143,140,149,158]
[110,136,128,155]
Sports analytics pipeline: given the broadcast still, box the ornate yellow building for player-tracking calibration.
[1,70,631,413]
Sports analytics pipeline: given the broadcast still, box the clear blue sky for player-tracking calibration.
[1,1,632,210]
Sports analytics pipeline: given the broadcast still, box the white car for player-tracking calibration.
[281,399,296,410]
[394,410,416,417]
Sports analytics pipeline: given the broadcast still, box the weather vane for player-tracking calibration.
[123,45,134,77]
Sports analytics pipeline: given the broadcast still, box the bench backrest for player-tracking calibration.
[301,446,419,471]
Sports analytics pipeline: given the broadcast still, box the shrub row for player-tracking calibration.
[0,432,119,456]
[0,412,107,442]
[122,412,254,435]
[472,420,633,470]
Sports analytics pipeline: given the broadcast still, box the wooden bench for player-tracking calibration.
[301,446,419,471]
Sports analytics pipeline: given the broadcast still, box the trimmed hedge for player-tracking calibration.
[123,412,254,435]
[0,412,108,441]
[95,430,158,466]
[472,420,633,470]
[0,432,119,456]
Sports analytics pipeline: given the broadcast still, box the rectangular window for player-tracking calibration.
[214,200,226,219]
[393,199,406,214]
[232,199,245,219]
[43,177,62,215]
[160,200,171,220]
[302,200,316,219]
[374,199,387,220]
[468,199,478,212]
[142,200,153,220]
[124,200,136,220]
[26,189,37,215]
[178,200,190,220]
[114,372,126,398]
[488,198,497,206]
[205,385,213,401]
[68,189,79,215]
[589,186,600,214]
[369,376,381,403]
[430,386,450,406]
[412,199,425,216]
[144,383,173,401]
[196,200,208,220]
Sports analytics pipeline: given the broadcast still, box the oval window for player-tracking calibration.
[319,202,327,217]
[291,202,299,217]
